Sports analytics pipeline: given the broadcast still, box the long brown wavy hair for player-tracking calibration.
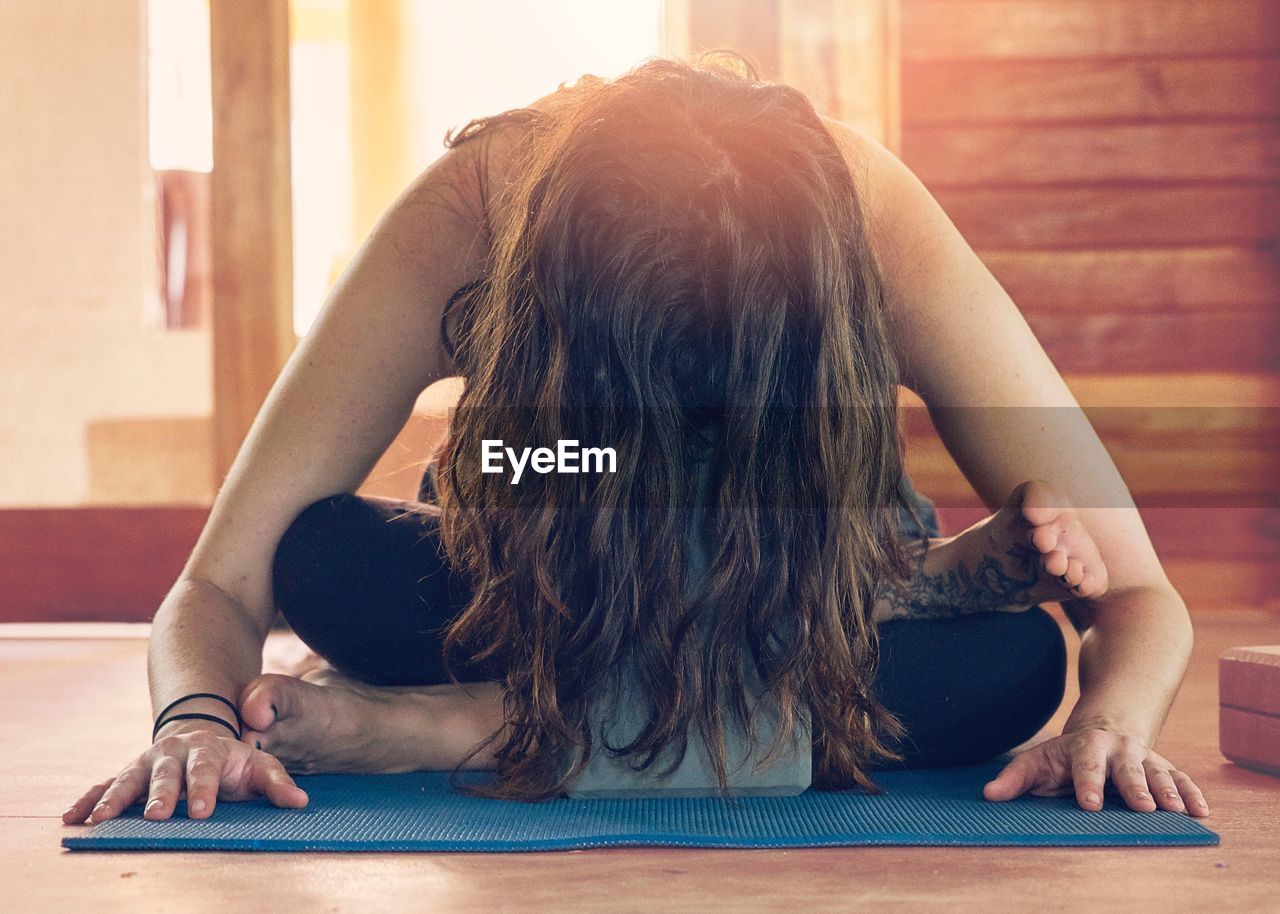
[434,52,918,800]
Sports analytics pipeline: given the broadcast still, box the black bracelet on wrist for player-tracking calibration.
[152,692,245,741]
[152,712,241,741]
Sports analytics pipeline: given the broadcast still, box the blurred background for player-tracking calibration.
[1,0,1275,621]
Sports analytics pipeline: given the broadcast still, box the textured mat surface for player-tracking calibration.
[63,761,1218,852]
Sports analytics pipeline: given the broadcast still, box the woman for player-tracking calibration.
[65,54,1207,822]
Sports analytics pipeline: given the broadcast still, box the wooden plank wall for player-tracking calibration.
[897,0,1280,606]
[899,0,1280,375]
[901,0,1280,371]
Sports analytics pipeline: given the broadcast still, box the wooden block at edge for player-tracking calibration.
[1219,646,1280,776]
[1219,706,1280,778]
[1220,646,1280,717]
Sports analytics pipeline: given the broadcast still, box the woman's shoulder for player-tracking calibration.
[816,113,961,297]
[817,114,917,229]
[416,87,571,244]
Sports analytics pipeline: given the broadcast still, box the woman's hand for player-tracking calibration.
[62,723,308,825]
[982,727,1209,817]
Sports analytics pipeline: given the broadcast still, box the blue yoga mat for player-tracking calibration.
[62,761,1217,852]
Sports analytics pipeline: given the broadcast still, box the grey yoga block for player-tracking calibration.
[565,456,812,799]
[564,656,813,799]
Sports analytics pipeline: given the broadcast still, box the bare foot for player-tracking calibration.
[238,674,397,774]
[968,479,1109,606]
[238,673,503,775]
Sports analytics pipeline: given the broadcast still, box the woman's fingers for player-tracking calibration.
[88,765,150,824]
[1108,753,1157,812]
[184,746,221,819]
[248,753,310,809]
[983,729,1209,818]
[66,733,309,826]
[144,755,184,820]
[1143,761,1186,814]
[982,750,1047,802]
[1171,769,1210,817]
[63,779,113,825]
[1068,735,1108,811]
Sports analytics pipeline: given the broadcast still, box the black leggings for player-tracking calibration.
[271,481,1068,770]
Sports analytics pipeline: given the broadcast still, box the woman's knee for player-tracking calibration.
[1012,605,1069,727]
[271,493,370,620]
[969,606,1068,758]
[873,606,1068,768]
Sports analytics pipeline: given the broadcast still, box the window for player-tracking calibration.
[147,0,212,330]
[289,0,666,335]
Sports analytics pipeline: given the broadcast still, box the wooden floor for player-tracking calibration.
[3,609,1279,913]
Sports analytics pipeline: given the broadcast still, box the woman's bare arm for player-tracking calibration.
[157,140,490,709]
[68,137,495,824]
[823,116,1204,815]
